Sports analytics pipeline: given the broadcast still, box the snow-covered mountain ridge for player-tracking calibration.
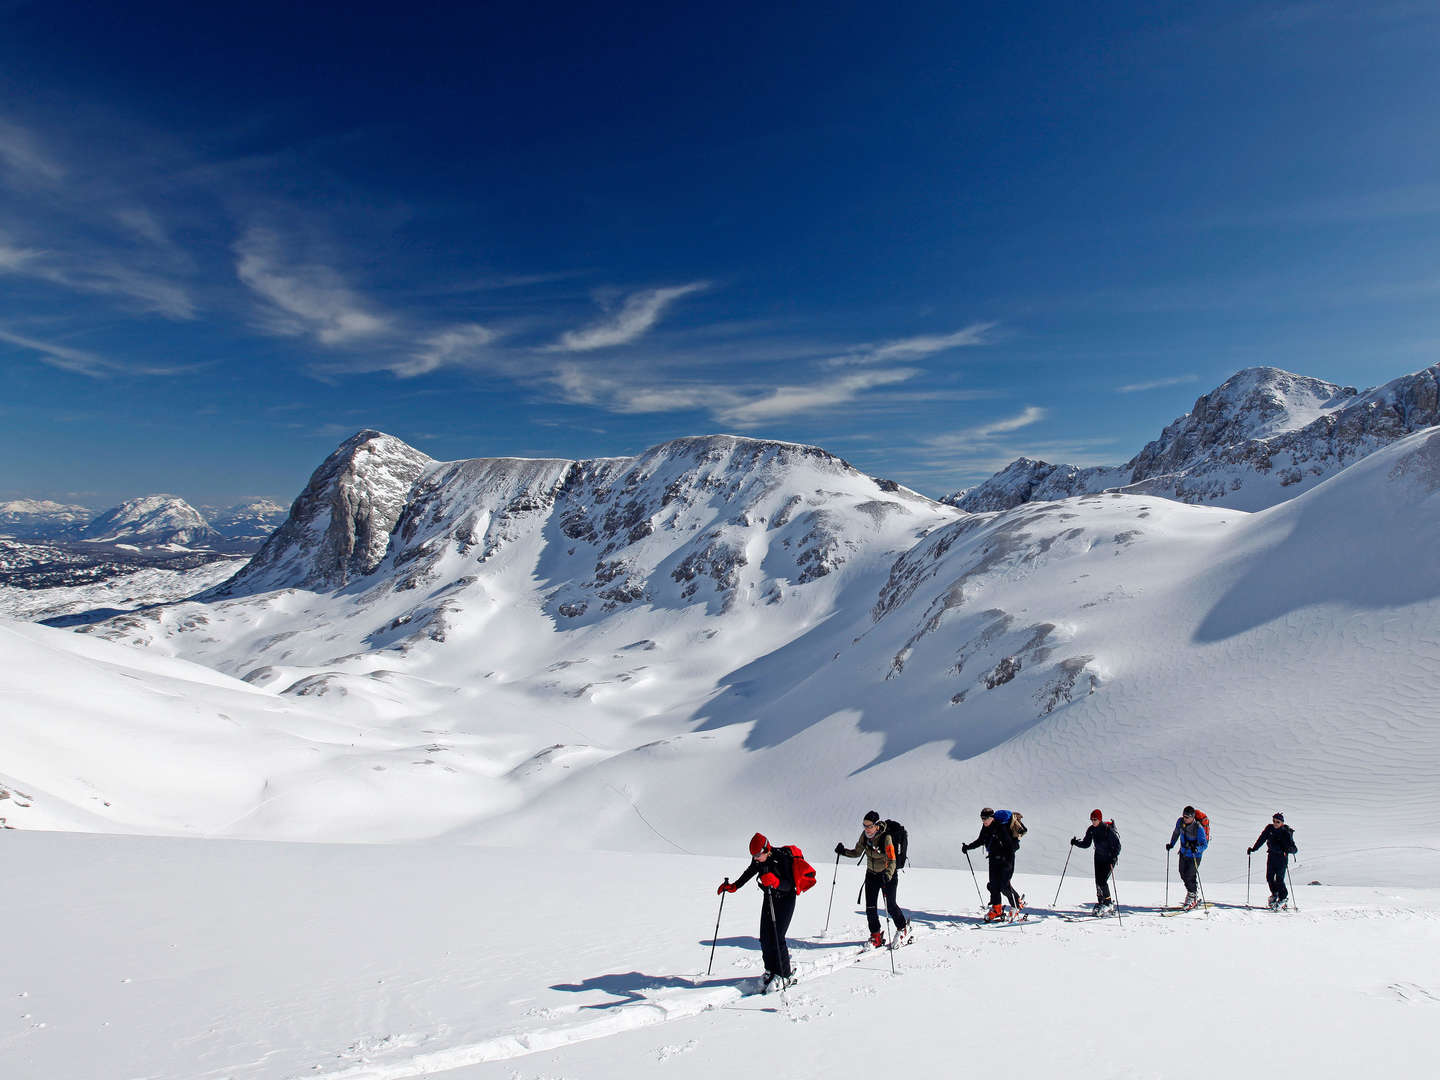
[953,362,1440,512]
[5,423,1431,882]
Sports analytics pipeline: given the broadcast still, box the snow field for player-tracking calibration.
[2,832,1439,1080]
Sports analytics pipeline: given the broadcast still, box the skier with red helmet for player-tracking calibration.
[1070,809,1122,914]
[717,832,800,991]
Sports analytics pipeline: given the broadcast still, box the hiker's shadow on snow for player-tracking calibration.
[551,971,746,1008]
[698,935,860,953]
[904,908,980,927]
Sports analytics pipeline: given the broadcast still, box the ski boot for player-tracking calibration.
[984,902,1005,922]
[1182,892,1199,911]
[890,925,911,949]
[869,930,885,949]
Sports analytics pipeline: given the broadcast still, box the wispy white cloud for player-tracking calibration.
[866,323,997,361]
[0,230,196,319]
[921,405,1048,453]
[821,322,996,367]
[0,238,41,271]
[0,118,65,186]
[716,368,922,425]
[234,226,391,345]
[0,327,111,376]
[395,324,497,377]
[550,282,708,351]
[1117,374,1199,393]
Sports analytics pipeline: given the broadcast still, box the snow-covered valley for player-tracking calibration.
[2,408,1439,1080]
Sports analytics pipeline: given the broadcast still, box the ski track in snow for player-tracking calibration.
[294,904,1439,1078]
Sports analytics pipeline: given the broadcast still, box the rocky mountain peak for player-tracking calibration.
[79,495,215,547]
[215,430,434,594]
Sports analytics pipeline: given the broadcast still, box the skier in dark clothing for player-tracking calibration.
[835,810,910,948]
[718,832,798,990]
[1248,812,1298,909]
[961,807,1024,921]
[1070,808,1121,913]
[1165,805,1209,909]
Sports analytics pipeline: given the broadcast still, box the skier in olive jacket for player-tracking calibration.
[961,807,1023,921]
[1070,808,1121,913]
[1248,812,1298,909]
[835,810,910,948]
[717,832,798,989]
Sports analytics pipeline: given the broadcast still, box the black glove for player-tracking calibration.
[1165,843,1173,851]
[961,843,972,853]
[1247,847,1256,854]
[834,842,846,856]
[1070,837,1078,846]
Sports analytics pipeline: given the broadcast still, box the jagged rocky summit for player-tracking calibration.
[950,362,1440,513]
[214,430,951,618]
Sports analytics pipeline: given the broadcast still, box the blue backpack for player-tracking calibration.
[993,810,1027,845]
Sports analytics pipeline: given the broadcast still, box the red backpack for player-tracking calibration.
[785,845,818,893]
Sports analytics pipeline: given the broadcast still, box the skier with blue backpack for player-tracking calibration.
[961,807,1026,921]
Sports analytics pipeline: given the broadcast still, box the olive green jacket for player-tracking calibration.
[840,828,896,878]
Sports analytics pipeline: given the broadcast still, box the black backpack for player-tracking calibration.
[886,820,909,869]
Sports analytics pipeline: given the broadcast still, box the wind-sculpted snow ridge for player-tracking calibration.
[953,362,1440,512]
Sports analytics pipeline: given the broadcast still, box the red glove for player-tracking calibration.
[759,872,780,889]
[716,882,737,895]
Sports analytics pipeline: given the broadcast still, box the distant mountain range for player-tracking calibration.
[0,495,288,549]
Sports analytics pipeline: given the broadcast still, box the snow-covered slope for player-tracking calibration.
[0,556,245,625]
[953,362,1440,512]
[4,831,1438,1080]
[4,427,1435,890]
[78,494,217,547]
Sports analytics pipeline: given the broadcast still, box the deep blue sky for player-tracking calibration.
[3,1,1439,507]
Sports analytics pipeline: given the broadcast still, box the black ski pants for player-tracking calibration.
[1266,852,1289,902]
[863,869,908,934]
[1094,858,1116,903]
[759,890,796,977]
[987,854,1021,908]
[1179,854,1201,895]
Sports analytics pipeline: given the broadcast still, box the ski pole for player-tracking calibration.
[1165,847,1171,909]
[707,879,728,975]
[883,909,896,975]
[1110,864,1124,926]
[764,889,789,995]
[964,849,984,907]
[1287,865,1300,912]
[1196,865,1208,912]
[1053,842,1075,907]
[1246,850,1252,909]
[822,853,840,936]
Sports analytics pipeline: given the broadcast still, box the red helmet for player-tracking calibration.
[1090,809,1103,821]
[748,832,769,857]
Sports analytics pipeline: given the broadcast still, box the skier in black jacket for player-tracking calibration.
[718,832,798,989]
[1070,808,1121,913]
[961,808,1023,921]
[1247,813,1298,909]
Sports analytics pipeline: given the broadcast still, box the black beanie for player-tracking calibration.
[863,810,880,825]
